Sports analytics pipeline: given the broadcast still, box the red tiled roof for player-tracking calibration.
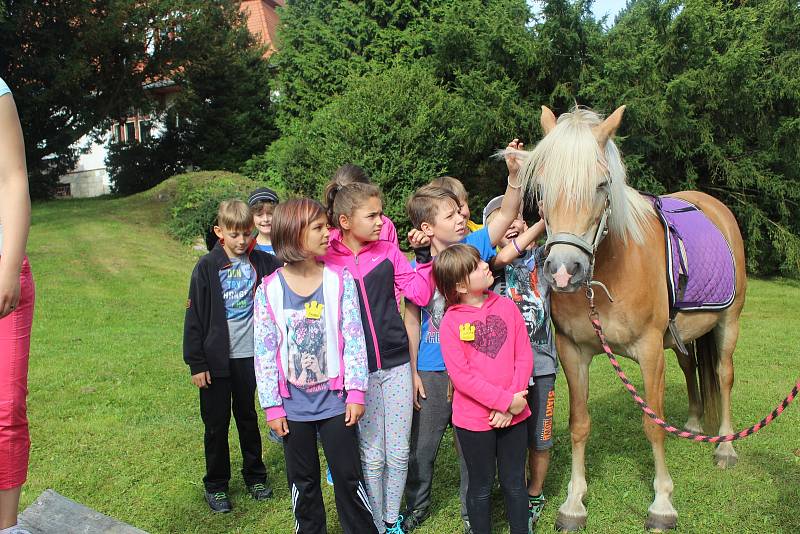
[240,0,285,58]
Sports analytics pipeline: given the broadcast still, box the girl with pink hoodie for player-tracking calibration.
[434,244,533,534]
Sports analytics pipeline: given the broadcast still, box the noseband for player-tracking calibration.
[542,190,615,301]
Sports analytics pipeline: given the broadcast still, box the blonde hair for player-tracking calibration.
[326,182,381,229]
[430,176,468,202]
[406,184,461,229]
[433,244,481,307]
[217,200,253,232]
[515,105,654,244]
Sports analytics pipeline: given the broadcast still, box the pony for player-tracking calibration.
[515,105,747,531]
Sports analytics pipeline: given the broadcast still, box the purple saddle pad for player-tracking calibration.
[647,195,736,311]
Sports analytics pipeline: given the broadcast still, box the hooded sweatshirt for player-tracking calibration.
[440,291,533,432]
[253,266,370,421]
[322,234,434,372]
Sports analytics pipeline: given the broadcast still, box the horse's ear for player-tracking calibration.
[541,106,557,135]
[594,105,626,146]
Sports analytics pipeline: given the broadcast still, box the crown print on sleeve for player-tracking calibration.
[304,300,324,320]
[459,322,476,341]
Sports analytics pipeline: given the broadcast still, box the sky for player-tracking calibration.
[591,0,630,20]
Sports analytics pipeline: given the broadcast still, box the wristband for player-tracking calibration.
[512,238,524,257]
[507,176,522,189]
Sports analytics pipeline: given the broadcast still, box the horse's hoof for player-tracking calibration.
[714,450,738,469]
[645,512,677,531]
[683,420,704,434]
[555,511,586,532]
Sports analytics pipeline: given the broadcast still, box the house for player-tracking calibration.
[57,1,284,198]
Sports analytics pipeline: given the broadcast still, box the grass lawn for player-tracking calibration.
[21,193,800,533]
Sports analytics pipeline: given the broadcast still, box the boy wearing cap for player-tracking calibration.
[248,187,280,255]
[484,196,557,528]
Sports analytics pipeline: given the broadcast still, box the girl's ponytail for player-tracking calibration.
[325,164,371,226]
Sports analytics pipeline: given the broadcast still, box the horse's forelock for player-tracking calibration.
[520,106,654,244]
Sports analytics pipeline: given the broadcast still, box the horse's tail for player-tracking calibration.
[694,331,721,433]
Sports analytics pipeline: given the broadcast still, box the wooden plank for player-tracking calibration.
[19,489,149,534]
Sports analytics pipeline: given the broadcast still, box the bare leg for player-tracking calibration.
[527,449,551,496]
[636,334,678,531]
[712,319,739,468]
[675,348,704,434]
[555,339,591,532]
[0,486,22,529]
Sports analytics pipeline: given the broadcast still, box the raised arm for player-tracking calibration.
[485,139,525,247]
[494,219,546,269]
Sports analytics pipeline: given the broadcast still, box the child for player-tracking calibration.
[253,198,377,534]
[401,141,525,534]
[429,175,482,233]
[323,182,435,534]
[248,187,280,254]
[484,197,557,527]
[325,164,398,246]
[183,200,280,513]
[434,244,533,534]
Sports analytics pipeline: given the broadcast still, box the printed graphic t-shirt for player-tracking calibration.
[416,228,497,371]
[255,243,275,255]
[218,256,256,358]
[279,273,345,421]
[491,247,558,378]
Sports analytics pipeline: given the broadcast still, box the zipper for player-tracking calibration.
[354,253,383,369]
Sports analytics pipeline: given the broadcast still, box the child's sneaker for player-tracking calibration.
[385,515,406,534]
[401,508,430,531]
[204,490,232,513]
[528,493,546,530]
[247,482,273,500]
[325,466,333,486]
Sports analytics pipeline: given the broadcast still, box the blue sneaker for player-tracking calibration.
[385,515,406,534]
[326,465,333,486]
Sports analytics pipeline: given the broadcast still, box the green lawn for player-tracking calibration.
[22,194,800,533]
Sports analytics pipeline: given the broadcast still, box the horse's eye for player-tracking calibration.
[597,181,609,191]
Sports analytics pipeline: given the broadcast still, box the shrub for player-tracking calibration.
[166,171,260,244]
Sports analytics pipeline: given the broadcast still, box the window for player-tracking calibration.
[125,122,136,142]
[55,183,71,198]
[139,120,151,142]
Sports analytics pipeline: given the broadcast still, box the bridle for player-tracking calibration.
[541,182,615,302]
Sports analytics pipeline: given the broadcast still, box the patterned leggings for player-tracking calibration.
[358,362,413,532]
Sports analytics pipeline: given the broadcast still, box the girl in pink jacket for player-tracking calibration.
[434,244,533,534]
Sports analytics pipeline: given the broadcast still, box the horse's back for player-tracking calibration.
[667,190,747,313]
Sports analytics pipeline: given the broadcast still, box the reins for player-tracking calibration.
[585,286,800,442]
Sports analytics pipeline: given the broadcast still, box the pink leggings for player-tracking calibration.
[0,257,34,490]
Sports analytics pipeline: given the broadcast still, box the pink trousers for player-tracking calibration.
[0,257,34,490]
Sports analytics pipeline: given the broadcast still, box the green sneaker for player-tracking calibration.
[247,482,273,500]
[528,494,546,531]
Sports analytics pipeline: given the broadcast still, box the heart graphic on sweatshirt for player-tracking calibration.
[471,314,507,359]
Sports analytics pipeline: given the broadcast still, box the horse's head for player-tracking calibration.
[517,104,650,292]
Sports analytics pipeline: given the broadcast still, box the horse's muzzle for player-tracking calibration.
[544,245,591,291]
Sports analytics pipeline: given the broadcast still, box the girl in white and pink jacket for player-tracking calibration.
[254,198,377,534]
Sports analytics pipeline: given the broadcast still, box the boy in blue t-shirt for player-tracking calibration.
[248,187,279,255]
[401,140,525,533]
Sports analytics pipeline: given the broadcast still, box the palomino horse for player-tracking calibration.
[515,105,747,530]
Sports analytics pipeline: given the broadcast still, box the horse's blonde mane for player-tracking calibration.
[518,106,654,244]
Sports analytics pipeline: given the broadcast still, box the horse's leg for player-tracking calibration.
[675,347,704,433]
[555,338,591,532]
[712,317,738,468]
[636,333,678,531]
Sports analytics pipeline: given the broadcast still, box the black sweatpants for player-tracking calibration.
[283,413,378,534]
[199,357,267,492]
[455,423,529,534]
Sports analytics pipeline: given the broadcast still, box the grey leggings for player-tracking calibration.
[358,362,413,532]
